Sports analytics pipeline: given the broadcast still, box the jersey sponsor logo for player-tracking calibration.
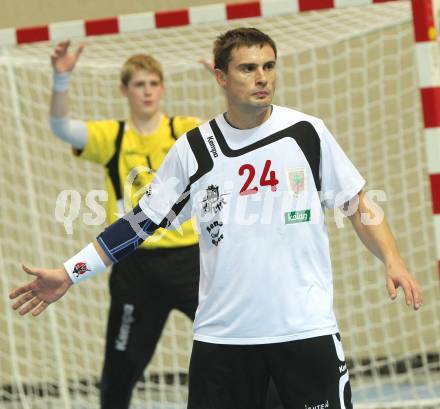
[206,220,224,246]
[207,136,219,158]
[339,363,347,373]
[201,185,228,215]
[287,168,306,197]
[284,209,311,224]
[72,262,91,278]
[304,400,329,409]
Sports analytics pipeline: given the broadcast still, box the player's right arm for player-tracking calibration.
[9,240,111,316]
[9,205,159,317]
[49,40,88,149]
[9,136,193,317]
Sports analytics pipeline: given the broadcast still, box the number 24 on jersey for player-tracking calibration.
[238,159,279,196]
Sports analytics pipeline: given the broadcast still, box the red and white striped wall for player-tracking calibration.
[0,0,399,47]
[411,0,440,276]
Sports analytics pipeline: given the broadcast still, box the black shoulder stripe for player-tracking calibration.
[106,120,126,200]
[187,126,214,185]
[209,119,321,192]
[169,116,177,140]
[158,185,191,229]
[291,122,321,192]
[158,126,213,228]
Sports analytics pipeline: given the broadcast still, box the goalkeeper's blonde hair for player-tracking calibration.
[120,54,164,85]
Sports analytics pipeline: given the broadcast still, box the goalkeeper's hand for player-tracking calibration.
[51,40,84,73]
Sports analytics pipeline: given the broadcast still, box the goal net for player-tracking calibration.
[0,1,439,408]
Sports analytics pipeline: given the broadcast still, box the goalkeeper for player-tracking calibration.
[48,41,201,409]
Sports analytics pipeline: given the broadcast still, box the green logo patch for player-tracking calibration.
[284,209,311,224]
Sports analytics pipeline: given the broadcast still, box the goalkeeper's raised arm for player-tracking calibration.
[49,40,88,149]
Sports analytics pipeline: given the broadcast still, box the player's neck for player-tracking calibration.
[224,105,272,130]
[129,110,163,135]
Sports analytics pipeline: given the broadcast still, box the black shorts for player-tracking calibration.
[187,334,352,409]
[109,244,200,314]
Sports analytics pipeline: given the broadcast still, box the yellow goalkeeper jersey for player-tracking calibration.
[74,115,200,249]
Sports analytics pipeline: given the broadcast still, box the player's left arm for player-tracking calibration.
[344,190,422,310]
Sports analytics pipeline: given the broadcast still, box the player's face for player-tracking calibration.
[216,44,276,111]
[121,69,164,119]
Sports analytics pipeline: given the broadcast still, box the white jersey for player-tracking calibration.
[139,105,365,345]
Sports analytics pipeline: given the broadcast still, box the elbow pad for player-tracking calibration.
[97,204,159,264]
[49,116,88,150]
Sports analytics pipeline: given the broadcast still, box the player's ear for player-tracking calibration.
[215,68,227,89]
[159,81,165,95]
[120,82,128,97]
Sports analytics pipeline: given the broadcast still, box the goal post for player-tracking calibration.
[411,0,440,281]
[0,1,439,408]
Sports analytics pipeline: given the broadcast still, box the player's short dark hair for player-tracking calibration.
[213,27,277,72]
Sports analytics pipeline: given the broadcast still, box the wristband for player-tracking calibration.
[53,71,71,92]
[64,243,107,283]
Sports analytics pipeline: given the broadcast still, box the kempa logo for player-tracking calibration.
[284,209,311,224]
[207,136,218,158]
[115,304,135,351]
[339,363,347,373]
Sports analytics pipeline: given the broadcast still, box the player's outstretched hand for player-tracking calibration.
[385,259,422,311]
[9,265,73,316]
[51,40,84,73]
